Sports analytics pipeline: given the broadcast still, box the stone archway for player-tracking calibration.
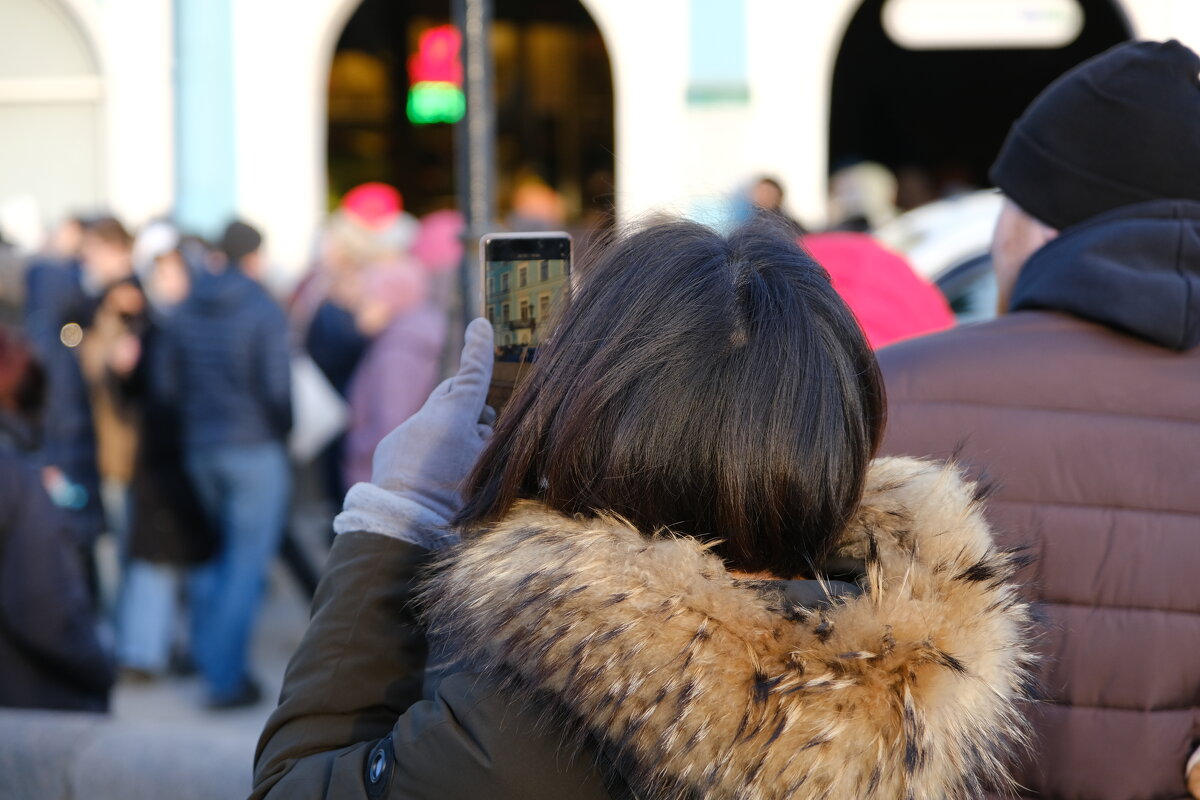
[828,0,1132,210]
[323,0,615,230]
[0,0,105,241]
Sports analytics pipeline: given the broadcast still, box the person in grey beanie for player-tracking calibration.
[877,39,1200,799]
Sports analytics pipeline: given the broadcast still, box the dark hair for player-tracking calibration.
[456,219,885,578]
[220,220,263,267]
[84,216,132,249]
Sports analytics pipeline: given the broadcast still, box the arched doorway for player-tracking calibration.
[829,0,1131,209]
[0,0,103,242]
[327,0,615,229]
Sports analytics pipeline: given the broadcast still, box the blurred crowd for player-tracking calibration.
[0,158,970,721]
[0,158,972,716]
[0,185,468,710]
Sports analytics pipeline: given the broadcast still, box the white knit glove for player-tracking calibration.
[333,318,495,549]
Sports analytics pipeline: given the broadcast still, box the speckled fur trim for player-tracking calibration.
[423,457,1037,800]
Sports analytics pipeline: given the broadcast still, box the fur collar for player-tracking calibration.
[425,457,1036,799]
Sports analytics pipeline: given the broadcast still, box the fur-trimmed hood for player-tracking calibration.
[424,457,1036,799]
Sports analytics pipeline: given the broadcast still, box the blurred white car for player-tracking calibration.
[873,190,1002,324]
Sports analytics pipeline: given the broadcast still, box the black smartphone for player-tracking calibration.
[480,231,572,412]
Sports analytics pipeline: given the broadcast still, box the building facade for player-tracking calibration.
[485,255,568,348]
[2,0,1198,284]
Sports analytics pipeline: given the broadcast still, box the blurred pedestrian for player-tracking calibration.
[0,325,114,711]
[505,175,566,232]
[803,231,953,349]
[341,234,449,488]
[114,222,217,679]
[0,229,23,327]
[77,216,145,548]
[878,40,1200,799]
[158,220,292,708]
[252,221,1034,799]
[826,161,898,232]
[21,214,105,552]
[290,186,414,505]
[749,175,805,235]
[340,182,419,254]
[294,213,376,396]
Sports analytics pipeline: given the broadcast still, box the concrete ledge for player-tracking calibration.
[0,709,256,800]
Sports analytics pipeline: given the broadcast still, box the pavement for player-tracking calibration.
[0,554,320,800]
[104,485,332,750]
[109,563,313,746]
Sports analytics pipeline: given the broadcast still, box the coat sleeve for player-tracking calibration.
[251,531,430,799]
[251,532,613,800]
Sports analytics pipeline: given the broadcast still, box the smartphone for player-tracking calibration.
[480,231,572,412]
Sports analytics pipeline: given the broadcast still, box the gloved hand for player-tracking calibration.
[334,318,496,549]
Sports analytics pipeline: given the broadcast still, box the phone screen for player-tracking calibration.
[480,232,572,412]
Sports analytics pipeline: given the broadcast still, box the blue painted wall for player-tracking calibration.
[174,0,236,237]
[688,0,749,104]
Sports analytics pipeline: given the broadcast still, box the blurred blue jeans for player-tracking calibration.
[186,442,290,701]
[116,559,178,672]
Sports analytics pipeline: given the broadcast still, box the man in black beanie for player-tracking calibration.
[876,40,1200,800]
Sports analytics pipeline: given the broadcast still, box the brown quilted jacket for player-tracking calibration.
[878,200,1200,800]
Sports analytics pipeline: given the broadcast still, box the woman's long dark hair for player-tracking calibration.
[456,219,885,578]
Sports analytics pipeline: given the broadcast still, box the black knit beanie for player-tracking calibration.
[990,39,1200,230]
[220,220,263,268]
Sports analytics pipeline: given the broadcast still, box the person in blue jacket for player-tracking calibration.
[157,221,291,708]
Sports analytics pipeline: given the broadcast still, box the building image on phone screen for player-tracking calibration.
[485,256,568,358]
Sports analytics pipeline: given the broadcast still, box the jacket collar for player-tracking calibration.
[1011,199,1200,350]
[425,457,1036,800]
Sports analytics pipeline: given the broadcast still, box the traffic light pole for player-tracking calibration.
[453,0,495,326]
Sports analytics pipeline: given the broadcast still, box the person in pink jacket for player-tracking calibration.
[342,260,445,490]
[803,232,953,349]
[341,212,462,489]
